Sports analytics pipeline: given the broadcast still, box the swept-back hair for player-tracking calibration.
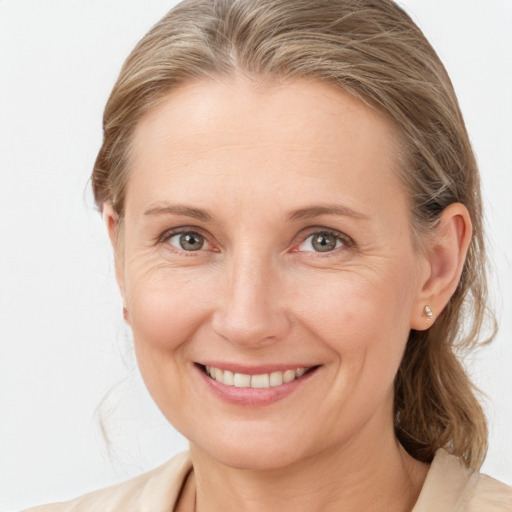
[92,0,493,469]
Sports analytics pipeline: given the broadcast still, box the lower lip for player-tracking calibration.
[195,365,320,406]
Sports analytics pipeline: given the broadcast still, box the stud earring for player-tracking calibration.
[424,305,434,319]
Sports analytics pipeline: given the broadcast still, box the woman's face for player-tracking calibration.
[114,77,430,470]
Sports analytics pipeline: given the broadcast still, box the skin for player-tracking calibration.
[104,76,472,512]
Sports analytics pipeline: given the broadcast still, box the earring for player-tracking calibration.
[123,303,128,319]
[424,305,434,319]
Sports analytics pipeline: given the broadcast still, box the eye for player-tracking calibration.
[297,230,347,253]
[167,231,208,252]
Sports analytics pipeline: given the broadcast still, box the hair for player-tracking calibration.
[92,0,494,470]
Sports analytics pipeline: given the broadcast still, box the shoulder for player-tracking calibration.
[413,449,512,512]
[21,451,192,512]
[462,473,512,511]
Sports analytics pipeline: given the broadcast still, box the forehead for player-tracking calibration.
[126,76,407,218]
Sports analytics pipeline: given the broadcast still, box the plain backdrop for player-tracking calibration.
[0,1,511,510]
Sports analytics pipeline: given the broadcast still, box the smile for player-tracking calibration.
[196,363,322,406]
[204,365,311,388]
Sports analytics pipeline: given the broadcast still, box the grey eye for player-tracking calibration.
[169,232,206,251]
[311,233,338,252]
[299,231,343,253]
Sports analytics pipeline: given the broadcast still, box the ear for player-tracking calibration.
[410,203,472,330]
[102,203,128,322]
[103,202,119,248]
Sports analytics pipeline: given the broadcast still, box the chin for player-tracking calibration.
[191,431,312,471]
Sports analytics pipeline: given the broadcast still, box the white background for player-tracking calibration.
[0,1,511,510]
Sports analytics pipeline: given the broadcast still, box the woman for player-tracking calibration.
[23,0,511,510]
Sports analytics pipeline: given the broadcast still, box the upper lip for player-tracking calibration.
[196,362,320,375]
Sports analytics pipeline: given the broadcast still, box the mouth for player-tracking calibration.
[196,362,321,405]
[200,364,318,389]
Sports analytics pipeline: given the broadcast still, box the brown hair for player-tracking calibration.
[92,0,494,469]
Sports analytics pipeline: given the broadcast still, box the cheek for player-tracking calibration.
[124,267,210,427]
[297,261,416,372]
[130,288,189,351]
[125,260,214,352]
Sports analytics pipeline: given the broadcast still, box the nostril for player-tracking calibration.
[211,307,292,348]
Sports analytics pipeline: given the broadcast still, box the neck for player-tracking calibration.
[189,419,429,512]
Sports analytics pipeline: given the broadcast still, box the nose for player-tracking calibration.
[211,251,291,348]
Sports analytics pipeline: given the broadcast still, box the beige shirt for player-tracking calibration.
[23,449,512,511]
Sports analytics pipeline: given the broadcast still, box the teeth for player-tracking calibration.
[251,374,270,388]
[283,369,296,383]
[295,368,306,378]
[205,366,310,388]
[234,373,251,387]
[223,370,234,386]
[269,371,283,387]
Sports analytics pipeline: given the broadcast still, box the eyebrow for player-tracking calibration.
[143,203,215,222]
[143,202,369,223]
[288,205,370,221]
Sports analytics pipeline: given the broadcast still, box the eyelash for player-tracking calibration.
[157,227,354,255]
[158,227,213,254]
[295,228,354,256]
